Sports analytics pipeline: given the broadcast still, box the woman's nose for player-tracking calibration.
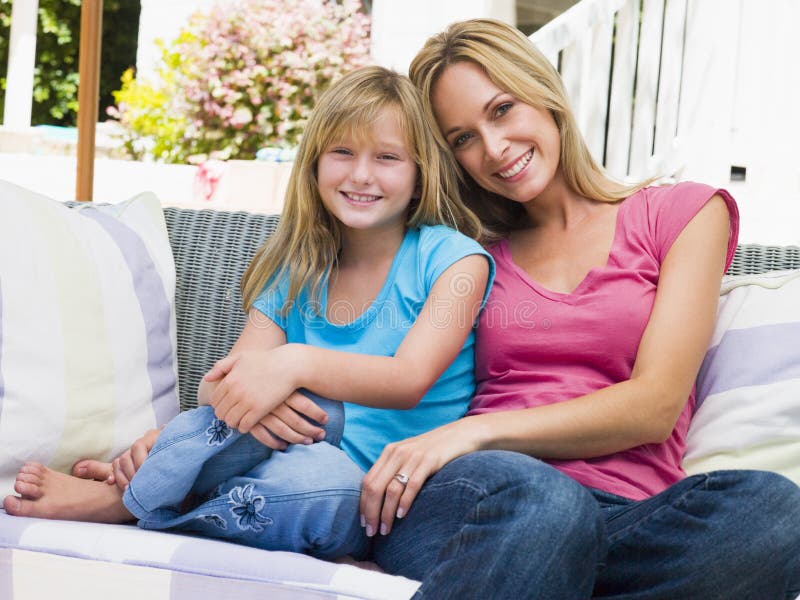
[483,128,509,162]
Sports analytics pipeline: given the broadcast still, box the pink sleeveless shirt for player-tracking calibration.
[469,182,739,500]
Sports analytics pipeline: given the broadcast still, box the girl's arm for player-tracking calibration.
[361,195,731,536]
[200,308,331,448]
[207,254,490,434]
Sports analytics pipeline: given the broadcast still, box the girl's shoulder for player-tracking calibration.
[416,223,482,248]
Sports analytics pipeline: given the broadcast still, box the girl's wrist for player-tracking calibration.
[280,343,307,389]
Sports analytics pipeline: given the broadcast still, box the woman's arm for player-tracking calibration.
[361,195,731,535]
[208,254,490,434]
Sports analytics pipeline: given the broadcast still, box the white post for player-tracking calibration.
[3,0,39,129]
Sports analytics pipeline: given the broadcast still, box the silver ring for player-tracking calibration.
[393,472,409,486]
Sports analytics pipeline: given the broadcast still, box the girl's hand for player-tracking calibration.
[73,427,162,490]
[249,391,329,449]
[110,427,162,490]
[205,346,301,434]
[360,418,482,538]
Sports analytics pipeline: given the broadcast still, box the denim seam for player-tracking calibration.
[605,475,709,543]
[148,426,221,456]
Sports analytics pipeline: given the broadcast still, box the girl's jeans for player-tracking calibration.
[373,450,800,600]
[121,393,369,560]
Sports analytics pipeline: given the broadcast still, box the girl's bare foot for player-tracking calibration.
[3,462,133,523]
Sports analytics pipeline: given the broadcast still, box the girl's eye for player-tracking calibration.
[452,132,472,148]
[332,148,352,156]
[496,102,512,117]
[378,153,399,160]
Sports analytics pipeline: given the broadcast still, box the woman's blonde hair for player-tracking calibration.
[409,18,653,240]
[241,65,481,311]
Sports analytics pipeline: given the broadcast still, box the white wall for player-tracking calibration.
[679,0,800,245]
[136,0,219,79]
[370,0,515,73]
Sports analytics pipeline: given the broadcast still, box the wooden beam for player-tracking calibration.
[75,0,103,202]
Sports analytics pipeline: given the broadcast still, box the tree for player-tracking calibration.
[0,0,140,127]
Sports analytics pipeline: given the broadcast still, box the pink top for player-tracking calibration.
[469,182,739,500]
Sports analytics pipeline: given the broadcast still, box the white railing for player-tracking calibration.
[531,0,688,182]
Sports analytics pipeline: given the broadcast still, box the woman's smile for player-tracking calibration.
[496,148,534,181]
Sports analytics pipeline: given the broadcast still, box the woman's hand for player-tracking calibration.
[204,346,302,434]
[360,417,483,538]
[249,391,329,449]
[72,427,162,491]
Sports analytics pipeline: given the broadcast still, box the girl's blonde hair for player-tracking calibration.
[241,65,481,311]
[409,18,653,240]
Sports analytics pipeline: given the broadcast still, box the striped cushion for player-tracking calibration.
[0,181,179,497]
[684,270,800,484]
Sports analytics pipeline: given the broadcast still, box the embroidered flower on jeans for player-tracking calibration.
[206,418,232,446]
[228,484,273,532]
[196,514,227,530]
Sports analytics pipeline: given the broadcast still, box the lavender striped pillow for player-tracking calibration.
[684,270,800,484]
[0,181,179,497]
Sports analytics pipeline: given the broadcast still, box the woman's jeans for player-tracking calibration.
[121,394,369,560]
[373,450,800,600]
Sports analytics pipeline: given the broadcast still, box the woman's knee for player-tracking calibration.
[442,451,604,540]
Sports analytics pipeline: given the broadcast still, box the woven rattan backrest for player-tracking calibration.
[728,244,800,275]
[163,207,279,411]
[162,208,799,411]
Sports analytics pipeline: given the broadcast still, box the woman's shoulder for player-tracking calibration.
[622,181,738,262]
[627,180,718,205]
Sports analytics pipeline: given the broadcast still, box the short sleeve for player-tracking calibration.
[418,225,496,309]
[251,270,290,331]
[648,182,740,271]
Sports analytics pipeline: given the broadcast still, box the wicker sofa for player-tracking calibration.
[166,206,800,412]
[1,203,797,599]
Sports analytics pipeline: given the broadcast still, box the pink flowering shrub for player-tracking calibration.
[109,0,370,163]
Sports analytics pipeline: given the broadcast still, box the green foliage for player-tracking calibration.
[0,0,139,127]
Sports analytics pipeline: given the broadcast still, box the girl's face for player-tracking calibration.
[431,61,561,204]
[317,108,417,236]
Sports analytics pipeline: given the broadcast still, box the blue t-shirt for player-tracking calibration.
[252,225,495,471]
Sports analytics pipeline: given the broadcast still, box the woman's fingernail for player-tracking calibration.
[315,431,326,441]
[366,525,375,537]
[303,438,313,445]
[396,507,405,519]
[360,514,366,527]
[380,523,388,536]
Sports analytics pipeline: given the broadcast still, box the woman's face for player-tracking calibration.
[431,61,561,204]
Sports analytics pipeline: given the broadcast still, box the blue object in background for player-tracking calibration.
[255,147,297,162]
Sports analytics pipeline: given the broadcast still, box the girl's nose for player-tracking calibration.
[351,157,373,185]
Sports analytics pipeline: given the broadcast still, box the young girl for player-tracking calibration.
[4,65,494,561]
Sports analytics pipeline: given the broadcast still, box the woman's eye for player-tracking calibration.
[496,102,512,117]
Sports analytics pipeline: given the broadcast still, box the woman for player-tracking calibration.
[358,18,800,599]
